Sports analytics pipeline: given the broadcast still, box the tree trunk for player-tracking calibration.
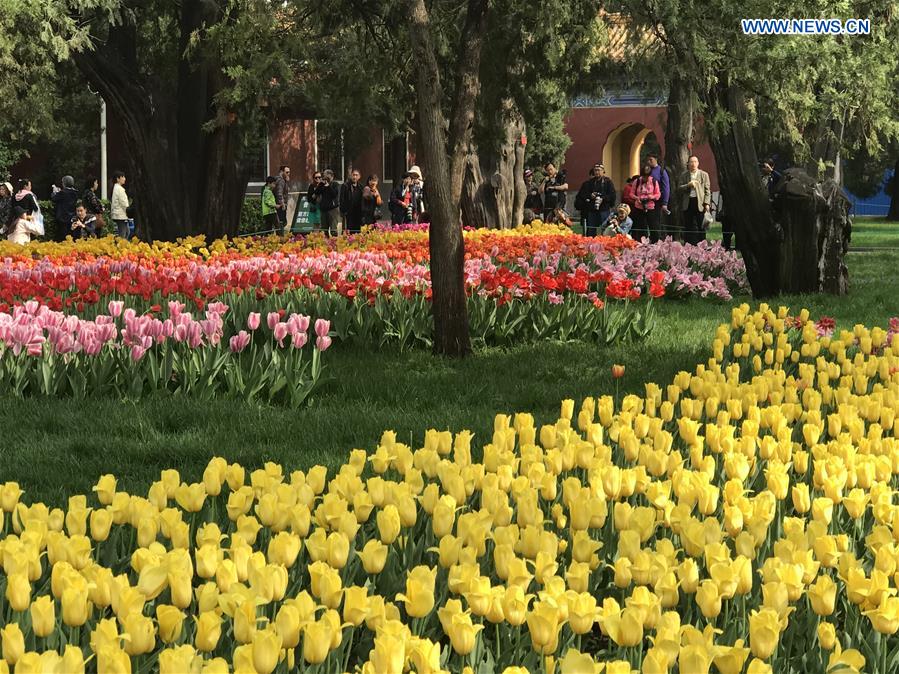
[407,0,487,356]
[703,81,781,298]
[888,158,899,221]
[71,3,249,241]
[663,72,693,238]
[771,170,822,293]
[818,179,851,294]
[460,102,525,229]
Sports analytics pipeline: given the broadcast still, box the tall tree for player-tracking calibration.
[620,0,899,297]
[9,0,299,240]
[405,0,489,356]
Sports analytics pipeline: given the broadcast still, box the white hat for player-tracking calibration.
[1,182,11,195]
[408,165,422,178]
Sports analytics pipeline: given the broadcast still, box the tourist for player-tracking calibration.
[8,179,41,245]
[761,158,782,200]
[630,164,661,241]
[389,173,413,225]
[306,171,322,232]
[575,163,616,236]
[274,166,290,230]
[603,204,633,237]
[261,176,279,232]
[523,169,543,223]
[316,169,340,236]
[362,175,383,226]
[408,166,425,222]
[82,177,105,235]
[0,182,12,236]
[620,174,639,210]
[51,176,79,242]
[110,171,131,239]
[678,155,711,244]
[70,203,97,240]
[538,162,568,222]
[647,154,670,240]
[340,168,364,234]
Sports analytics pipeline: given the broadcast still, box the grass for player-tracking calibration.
[2,249,899,506]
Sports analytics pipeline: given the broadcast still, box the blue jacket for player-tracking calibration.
[649,165,670,207]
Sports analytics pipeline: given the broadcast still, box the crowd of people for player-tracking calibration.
[524,154,716,245]
[263,164,426,236]
[0,172,133,245]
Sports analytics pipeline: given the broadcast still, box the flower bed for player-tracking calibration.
[0,301,330,406]
[0,304,892,673]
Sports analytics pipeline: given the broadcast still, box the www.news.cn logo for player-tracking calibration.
[741,18,871,35]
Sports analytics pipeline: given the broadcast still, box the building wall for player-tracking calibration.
[269,119,316,183]
[563,106,719,197]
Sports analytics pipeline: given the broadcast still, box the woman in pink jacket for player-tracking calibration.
[630,163,661,242]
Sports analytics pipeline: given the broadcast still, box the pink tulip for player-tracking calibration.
[291,331,308,349]
[267,312,280,330]
[130,345,147,361]
[314,318,331,338]
[230,331,251,353]
[247,312,261,331]
[315,335,332,352]
[108,300,124,318]
[273,322,289,347]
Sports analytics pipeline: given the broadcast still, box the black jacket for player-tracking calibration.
[575,176,616,214]
[315,181,340,211]
[52,187,79,226]
[14,192,39,218]
[339,181,364,216]
[82,188,104,215]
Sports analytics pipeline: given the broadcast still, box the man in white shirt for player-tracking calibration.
[678,155,711,245]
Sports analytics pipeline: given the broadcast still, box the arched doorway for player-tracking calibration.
[602,123,657,192]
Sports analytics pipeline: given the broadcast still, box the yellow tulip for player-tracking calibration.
[713,639,751,674]
[194,612,222,652]
[680,643,712,674]
[159,645,201,674]
[377,504,402,543]
[93,474,117,505]
[397,565,437,618]
[808,575,837,616]
[1,624,24,665]
[252,627,282,674]
[369,633,406,674]
[827,644,865,673]
[817,621,836,650]
[567,592,599,635]
[749,607,782,660]
[865,595,899,635]
[438,600,484,655]
[302,618,334,664]
[90,508,113,541]
[696,580,721,619]
[359,539,389,574]
[95,646,131,674]
[501,585,531,627]
[5,573,30,612]
[558,649,603,674]
[601,607,643,647]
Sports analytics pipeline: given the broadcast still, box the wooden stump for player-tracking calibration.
[771,168,851,295]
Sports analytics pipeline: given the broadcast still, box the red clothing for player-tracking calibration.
[632,176,661,210]
[621,180,637,207]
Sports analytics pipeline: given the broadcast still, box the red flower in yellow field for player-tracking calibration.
[611,364,625,379]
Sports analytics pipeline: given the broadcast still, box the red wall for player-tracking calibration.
[562,107,718,192]
[269,119,316,185]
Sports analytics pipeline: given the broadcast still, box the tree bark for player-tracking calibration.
[460,102,526,229]
[71,2,250,241]
[807,114,846,182]
[703,81,781,298]
[407,0,487,356]
[888,158,899,221]
[663,72,693,238]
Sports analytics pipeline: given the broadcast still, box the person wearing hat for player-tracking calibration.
[574,163,616,236]
[603,203,633,238]
[523,169,543,223]
[0,181,13,236]
[407,166,425,222]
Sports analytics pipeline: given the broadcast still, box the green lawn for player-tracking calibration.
[2,250,899,507]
